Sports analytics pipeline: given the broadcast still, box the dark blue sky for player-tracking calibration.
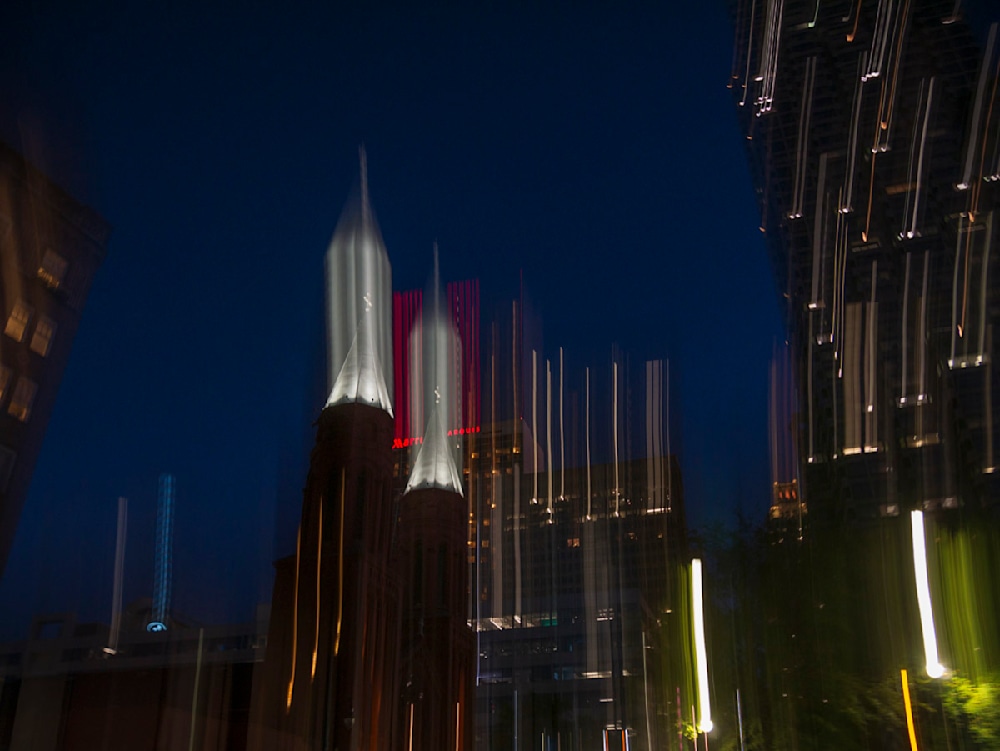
[0,2,783,637]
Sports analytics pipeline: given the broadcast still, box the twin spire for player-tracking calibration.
[325,151,463,496]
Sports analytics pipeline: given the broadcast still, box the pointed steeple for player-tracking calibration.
[405,399,463,496]
[327,297,393,414]
[325,149,393,413]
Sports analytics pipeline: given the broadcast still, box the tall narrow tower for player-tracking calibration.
[396,254,474,751]
[252,153,400,751]
[147,472,174,632]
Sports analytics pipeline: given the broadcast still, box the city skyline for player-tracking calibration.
[2,2,786,636]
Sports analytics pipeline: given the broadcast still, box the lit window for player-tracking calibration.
[8,378,38,422]
[4,301,33,342]
[30,316,56,357]
[38,250,68,289]
[0,366,11,403]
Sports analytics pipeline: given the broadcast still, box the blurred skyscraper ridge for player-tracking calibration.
[732,0,1000,528]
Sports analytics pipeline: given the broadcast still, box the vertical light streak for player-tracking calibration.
[986,326,995,472]
[514,456,522,621]
[807,334,816,461]
[586,367,592,520]
[312,499,323,679]
[286,524,302,710]
[808,0,820,26]
[641,631,653,751]
[877,0,911,149]
[974,51,1000,216]
[864,262,878,451]
[977,213,993,358]
[665,359,672,511]
[960,226,973,339]
[334,470,345,656]
[756,0,784,116]
[187,628,204,751]
[151,475,174,629]
[846,0,863,42]
[911,511,944,678]
[842,54,867,213]
[407,703,414,751]
[810,153,830,306]
[613,360,620,517]
[739,0,759,107]
[546,359,553,518]
[455,702,461,751]
[959,23,997,190]
[790,57,816,219]
[901,252,912,399]
[863,0,895,82]
[559,348,565,501]
[692,559,713,734]
[951,217,964,363]
[107,497,128,655]
[862,148,878,241]
[917,251,929,400]
[532,349,538,504]
[908,79,935,238]
[901,669,920,751]
[737,689,746,751]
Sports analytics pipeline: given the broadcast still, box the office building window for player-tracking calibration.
[30,316,56,357]
[8,378,37,422]
[0,365,11,403]
[4,301,32,342]
[38,250,68,289]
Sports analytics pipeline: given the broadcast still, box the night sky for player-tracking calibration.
[0,2,783,638]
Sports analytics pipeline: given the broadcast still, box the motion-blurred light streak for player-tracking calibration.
[911,510,944,678]
[692,558,713,734]
[901,669,919,751]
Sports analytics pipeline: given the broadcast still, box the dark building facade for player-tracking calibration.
[250,162,402,751]
[0,141,109,578]
[732,0,1000,525]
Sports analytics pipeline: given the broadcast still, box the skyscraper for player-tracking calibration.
[396,269,474,751]
[0,140,110,578]
[731,0,1000,524]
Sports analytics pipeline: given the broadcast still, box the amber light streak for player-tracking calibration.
[847,0,863,42]
[286,526,303,710]
[334,470,345,656]
[312,499,323,679]
[901,669,920,751]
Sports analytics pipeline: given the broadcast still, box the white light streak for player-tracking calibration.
[910,511,944,678]
[692,559,713,734]
[959,24,997,190]
[755,0,784,116]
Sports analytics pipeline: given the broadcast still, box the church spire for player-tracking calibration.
[324,150,394,414]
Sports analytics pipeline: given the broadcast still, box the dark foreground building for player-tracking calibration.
[0,141,109,578]
[727,5,1000,750]
[250,165,402,751]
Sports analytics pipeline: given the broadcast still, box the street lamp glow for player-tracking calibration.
[692,558,713,734]
[910,511,945,679]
